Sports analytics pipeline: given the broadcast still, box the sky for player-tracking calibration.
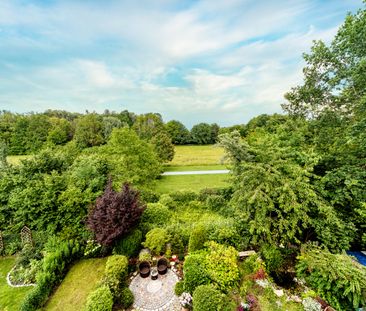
[0,0,363,127]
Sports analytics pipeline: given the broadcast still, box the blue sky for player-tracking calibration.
[0,0,363,127]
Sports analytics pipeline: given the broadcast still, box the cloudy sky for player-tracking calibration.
[0,0,363,127]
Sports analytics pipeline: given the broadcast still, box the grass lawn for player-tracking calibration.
[164,164,228,172]
[6,155,32,165]
[169,145,226,166]
[44,258,107,311]
[154,173,230,193]
[0,257,33,311]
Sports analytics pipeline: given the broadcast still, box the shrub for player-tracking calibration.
[139,249,152,262]
[260,244,284,275]
[104,255,128,295]
[20,239,83,311]
[205,241,239,292]
[120,287,134,308]
[140,203,171,232]
[143,228,170,255]
[296,244,366,310]
[192,285,226,311]
[206,194,226,212]
[85,285,113,311]
[208,220,240,247]
[169,191,198,203]
[175,281,185,296]
[113,229,142,257]
[183,252,210,293]
[188,224,207,253]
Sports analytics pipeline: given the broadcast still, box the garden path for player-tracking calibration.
[129,269,180,311]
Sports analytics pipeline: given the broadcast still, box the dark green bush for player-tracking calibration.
[208,220,240,248]
[260,244,284,275]
[104,255,128,295]
[138,188,159,203]
[188,224,207,253]
[174,281,185,296]
[183,252,210,293]
[192,285,226,311]
[85,285,113,311]
[113,229,142,257]
[120,287,134,309]
[296,245,366,310]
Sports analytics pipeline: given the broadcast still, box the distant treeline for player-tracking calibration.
[0,108,287,155]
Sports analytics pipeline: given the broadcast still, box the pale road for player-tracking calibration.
[162,170,230,176]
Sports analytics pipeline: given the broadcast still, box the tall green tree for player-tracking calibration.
[165,120,191,144]
[74,114,104,148]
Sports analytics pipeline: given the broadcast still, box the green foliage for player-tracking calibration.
[106,127,162,186]
[150,132,175,162]
[204,241,239,292]
[113,229,142,257]
[74,114,104,149]
[143,228,170,255]
[165,120,191,144]
[190,123,220,144]
[296,245,366,310]
[192,285,227,311]
[188,224,207,253]
[183,252,210,293]
[174,281,185,296]
[140,203,172,232]
[85,285,113,311]
[20,239,83,311]
[104,255,129,295]
[120,287,134,309]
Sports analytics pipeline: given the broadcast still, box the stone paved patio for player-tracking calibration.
[129,269,181,311]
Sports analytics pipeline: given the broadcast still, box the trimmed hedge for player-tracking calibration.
[85,285,113,311]
[192,285,226,311]
[120,287,134,309]
[183,252,210,293]
[104,255,128,296]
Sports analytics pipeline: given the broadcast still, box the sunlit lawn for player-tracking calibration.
[154,173,230,193]
[44,258,107,311]
[0,257,33,311]
[169,145,226,166]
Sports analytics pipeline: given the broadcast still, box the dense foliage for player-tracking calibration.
[296,245,366,310]
[87,181,146,246]
[192,284,229,311]
[85,285,113,311]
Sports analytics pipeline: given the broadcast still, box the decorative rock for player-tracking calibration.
[274,289,284,297]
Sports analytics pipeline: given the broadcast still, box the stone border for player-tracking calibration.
[6,265,36,288]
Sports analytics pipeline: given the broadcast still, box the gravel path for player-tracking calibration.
[162,169,229,176]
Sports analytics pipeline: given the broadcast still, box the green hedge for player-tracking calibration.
[85,285,113,311]
[20,239,83,311]
[192,285,227,311]
[104,255,129,296]
[113,229,142,257]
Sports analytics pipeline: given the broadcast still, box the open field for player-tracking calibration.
[0,257,33,311]
[44,258,107,311]
[169,145,226,166]
[154,173,230,193]
[6,155,32,165]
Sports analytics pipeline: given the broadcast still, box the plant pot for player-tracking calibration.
[157,257,168,275]
[139,261,151,278]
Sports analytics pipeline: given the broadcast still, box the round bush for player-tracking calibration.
[183,253,210,294]
[141,203,171,228]
[143,228,170,255]
[120,287,134,308]
[85,285,113,311]
[113,229,142,257]
[174,281,185,296]
[192,285,225,311]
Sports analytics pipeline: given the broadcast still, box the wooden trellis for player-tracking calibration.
[0,231,3,254]
[20,226,33,247]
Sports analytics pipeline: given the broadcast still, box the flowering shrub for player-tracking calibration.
[179,292,192,309]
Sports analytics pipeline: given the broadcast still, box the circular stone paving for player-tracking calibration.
[129,269,181,311]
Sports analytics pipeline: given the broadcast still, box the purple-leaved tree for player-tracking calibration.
[87,179,146,246]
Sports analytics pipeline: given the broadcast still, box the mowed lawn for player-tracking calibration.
[44,258,107,311]
[155,174,230,193]
[0,257,33,311]
[169,145,226,166]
